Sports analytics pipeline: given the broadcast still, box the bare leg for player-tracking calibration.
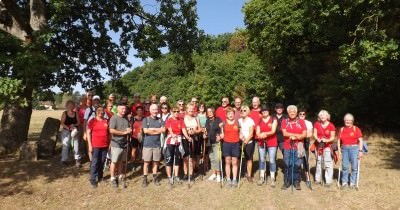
[232,157,238,180]
[225,157,232,179]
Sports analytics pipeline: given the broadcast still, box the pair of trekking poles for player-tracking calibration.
[336,152,361,190]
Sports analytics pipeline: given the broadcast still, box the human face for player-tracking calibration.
[133,95,140,102]
[187,107,195,117]
[136,108,143,117]
[191,98,198,105]
[275,107,283,115]
[172,109,179,119]
[288,109,297,119]
[151,96,157,104]
[92,99,100,106]
[118,105,126,116]
[121,96,128,103]
[109,96,115,102]
[87,92,94,99]
[206,108,214,118]
[227,111,234,120]
[161,105,168,114]
[299,112,306,120]
[252,98,260,109]
[96,107,104,118]
[319,113,328,122]
[221,98,229,107]
[199,105,205,113]
[150,105,158,117]
[241,108,249,118]
[262,110,270,118]
[344,118,353,127]
[106,103,113,111]
[178,102,184,110]
[234,99,242,109]
[67,102,75,111]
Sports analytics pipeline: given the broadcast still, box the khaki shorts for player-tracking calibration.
[142,147,161,162]
[111,146,127,163]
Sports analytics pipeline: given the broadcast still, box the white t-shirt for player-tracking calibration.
[238,117,255,142]
[305,119,313,137]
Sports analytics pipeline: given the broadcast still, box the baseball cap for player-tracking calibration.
[275,103,284,109]
[93,95,100,100]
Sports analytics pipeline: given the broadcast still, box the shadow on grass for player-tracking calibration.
[373,133,400,170]
[0,155,85,197]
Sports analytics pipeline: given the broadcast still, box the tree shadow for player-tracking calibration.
[372,132,400,170]
[0,155,86,197]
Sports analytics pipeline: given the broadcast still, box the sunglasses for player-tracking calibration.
[161,107,168,109]
[299,113,306,116]
[178,103,183,106]
[172,111,179,113]
[241,110,247,112]
[222,101,228,103]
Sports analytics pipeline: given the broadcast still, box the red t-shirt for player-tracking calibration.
[131,118,143,139]
[178,112,185,120]
[339,126,362,145]
[234,108,241,120]
[105,109,113,120]
[87,118,109,148]
[250,108,261,139]
[216,106,228,122]
[78,105,87,124]
[224,120,240,143]
[258,117,278,147]
[281,118,306,150]
[166,117,186,135]
[314,121,336,147]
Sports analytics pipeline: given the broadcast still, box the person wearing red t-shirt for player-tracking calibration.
[215,97,230,121]
[281,105,306,190]
[256,105,278,187]
[313,110,336,186]
[338,113,363,189]
[177,100,185,119]
[165,106,191,185]
[219,107,240,187]
[104,99,114,120]
[130,93,143,116]
[87,106,110,188]
[130,106,144,164]
[250,97,262,127]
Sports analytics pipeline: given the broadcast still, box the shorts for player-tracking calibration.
[244,140,255,160]
[130,138,139,148]
[165,144,182,166]
[111,146,127,163]
[223,142,240,158]
[142,147,162,162]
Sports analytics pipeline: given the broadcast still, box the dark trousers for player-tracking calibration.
[90,147,108,183]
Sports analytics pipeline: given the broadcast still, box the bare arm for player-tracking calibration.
[244,125,254,144]
[60,112,68,129]
[109,128,130,136]
[265,120,277,137]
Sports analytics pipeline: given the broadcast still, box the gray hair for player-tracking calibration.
[286,105,297,113]
[344,113,354,122]
[318,110,331,121]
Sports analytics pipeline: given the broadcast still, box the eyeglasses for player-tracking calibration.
[241,110,247,113]
[178,103,183,106]
[172,111,179,113]
[191,101,197,103]
[222,101,228,103]
[161,107,168,109]
[299,113,306,116]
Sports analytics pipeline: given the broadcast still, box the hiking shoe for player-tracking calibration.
[226,179,232,187]
[111,179,118,188]
[281,182,290,190]
[325,183,332,188]
[341,183,348,190]
[174,176,182,184]
[231,180,238,188]
[61,161,68,166]
[215,175,222,182]
[142,177,148,188]
[183,174,188,181]
[154,176,161,186]
[350,183,356,190]
[257,177,265,186]
[294,182,301,190]
[208,174,217,181]
[169,177,174,185]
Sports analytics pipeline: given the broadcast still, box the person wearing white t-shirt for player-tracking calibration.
[238,105,255,183]
[298,108,313,188]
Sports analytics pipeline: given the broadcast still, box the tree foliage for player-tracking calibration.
[243,0,400,128]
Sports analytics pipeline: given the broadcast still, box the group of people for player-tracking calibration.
[59,92,364,190]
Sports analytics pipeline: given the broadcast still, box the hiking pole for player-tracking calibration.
[123,135,130,188]
[356,159,361,191]
[188,140,192,189]
[219,141,224,189]
[306,149,312,190]
[238,142,245,188]
[321,143,325,187]
[291,141,294,193]
[202,136,207,180]
[171,145,176,188]
[263,140,267,185]
[337,155,342,189]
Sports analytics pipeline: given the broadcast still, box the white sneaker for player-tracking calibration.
[208,174,217,181]
[216,175,222,182]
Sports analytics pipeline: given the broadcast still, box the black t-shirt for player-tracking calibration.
[205,117,222,145]
[274,114,287,142]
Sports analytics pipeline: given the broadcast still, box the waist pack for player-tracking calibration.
[112,140,127,149]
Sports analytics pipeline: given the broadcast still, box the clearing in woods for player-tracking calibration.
[0,110,399,209]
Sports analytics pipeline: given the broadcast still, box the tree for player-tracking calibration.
[0,0,202,154]
[243,0,400,128]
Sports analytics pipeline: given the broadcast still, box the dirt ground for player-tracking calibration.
[0,110,399,209]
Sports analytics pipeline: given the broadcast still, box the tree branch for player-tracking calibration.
[0,0,32,42]
[29,0,47,31]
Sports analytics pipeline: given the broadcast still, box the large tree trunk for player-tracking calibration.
[0,87,33,155]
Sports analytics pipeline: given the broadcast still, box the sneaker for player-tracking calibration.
[294,182,301,190]
[90,180,97,188]
[257,177,265,186]
[111,179,118,188]
[208,174,217,181]
[183,174,189,181]
[231,179,238,188]
[325,183,331,188]
[174,176,182,184]
[215,175,222,182]
[226,179,232,187]
[350,183,356,189]
[142,177,148,188]
[169,177,174,185]
[154,175,161,186]
[281,182,290,190]
[341,183,348,190]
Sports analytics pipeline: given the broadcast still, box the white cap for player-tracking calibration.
[93,95,100,100]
